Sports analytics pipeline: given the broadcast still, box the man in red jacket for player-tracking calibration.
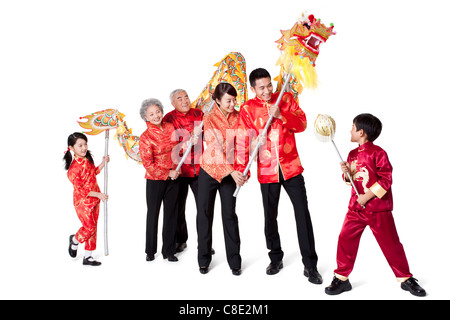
[235,68,321,284]
[164,89,203,253]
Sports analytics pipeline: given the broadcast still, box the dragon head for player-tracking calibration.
[78,109,125,135]
[275,13,335,66]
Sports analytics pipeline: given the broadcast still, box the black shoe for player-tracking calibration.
[163,254,178,262]
[199,266,209,274]
[83,257,101,266]
[68,235,78,258]
[304,268,323,284]
[325,276,352,295]
[176,242,187,253]
[266,261,283,275]
[231,268,242,276]
[146,254,155,261]
[401,277,426,297]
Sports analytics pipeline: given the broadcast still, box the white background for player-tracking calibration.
[1,0,449,300]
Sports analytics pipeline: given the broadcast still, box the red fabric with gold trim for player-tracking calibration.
[67,157,101,250]
[163,108,203,177]
[345,141,393,212]
[235,92,307,183]
[201,105,239,182]
[140,121,178,180]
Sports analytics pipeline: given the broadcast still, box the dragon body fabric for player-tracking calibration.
[191,52,248,112]
[78,14,334,164]
[78,109,141,162]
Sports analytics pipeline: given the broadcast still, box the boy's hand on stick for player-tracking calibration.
[357,190,375,207]
[340,161,351,182]
[340,161,350,173]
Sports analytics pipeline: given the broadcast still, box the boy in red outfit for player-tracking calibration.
[325,113,426,297]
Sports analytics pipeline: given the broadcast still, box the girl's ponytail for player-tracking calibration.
[63,148,73,170]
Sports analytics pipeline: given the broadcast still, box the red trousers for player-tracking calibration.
[334,210,412,279]
[74,202,100,251]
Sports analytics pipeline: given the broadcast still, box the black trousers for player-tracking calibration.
[176,176,199,244]
[260,172,318,269]
[197,168,241,269]
[145,179,179,256]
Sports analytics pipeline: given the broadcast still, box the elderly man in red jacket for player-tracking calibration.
[163,89,203,253]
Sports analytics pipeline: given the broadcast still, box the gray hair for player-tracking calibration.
[140,98,164,121]
[169,89,187,103]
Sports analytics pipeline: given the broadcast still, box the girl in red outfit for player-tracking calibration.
[64,132,109,266]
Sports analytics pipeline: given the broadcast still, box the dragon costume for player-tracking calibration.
[77,13,335,165]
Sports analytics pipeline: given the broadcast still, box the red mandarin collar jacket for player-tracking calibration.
[345,141,394,212]
[67,157,101,207]
[163,108,203,177]
[139,121,178,181]
[201,105,240,182]
[235,92,307,183]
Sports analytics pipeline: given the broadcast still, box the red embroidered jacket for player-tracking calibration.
[201,105,239,182]
[163,108,203,177]
[235,92,307,183]
[345,141,394,212]
[67,157,101,208]
[140,121,178,181]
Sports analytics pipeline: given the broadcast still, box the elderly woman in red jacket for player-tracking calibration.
[139,98,180,262]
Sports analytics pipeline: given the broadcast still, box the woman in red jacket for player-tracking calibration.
[139,98,181,262]
[197,82,248,275]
